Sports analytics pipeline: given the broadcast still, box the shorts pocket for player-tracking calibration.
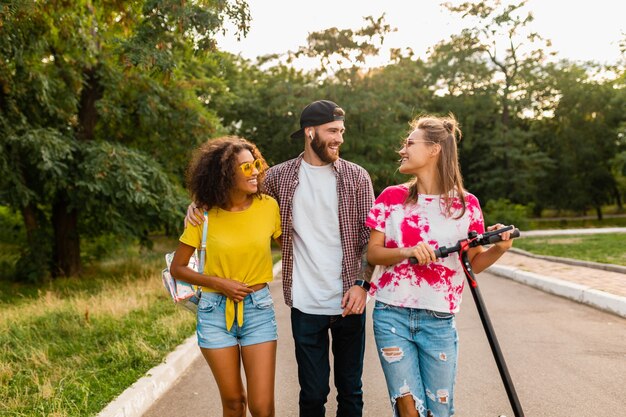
[428,310,455,319]
[198,296,217,313]
[251,288,273,310]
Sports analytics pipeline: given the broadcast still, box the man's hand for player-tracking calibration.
[184,202,205,228]
[341,285,367,317]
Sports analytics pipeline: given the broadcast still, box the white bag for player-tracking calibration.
[161,212,208,313]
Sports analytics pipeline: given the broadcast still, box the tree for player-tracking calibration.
[0,0,250,279]
[211,15,399,179]
[194,52,319,165]
[429,0,553,203]
[533,62,623,218]
[324,57,435,193]
[287,14,395,82]
[608,36,626,212]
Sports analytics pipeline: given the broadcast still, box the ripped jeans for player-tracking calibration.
[373,301,458,417]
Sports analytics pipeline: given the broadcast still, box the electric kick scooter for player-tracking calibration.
[410,225,524,417]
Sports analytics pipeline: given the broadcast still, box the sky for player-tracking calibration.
[215,0,625,68]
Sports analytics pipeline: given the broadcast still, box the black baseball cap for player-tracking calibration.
[290,100,345,139]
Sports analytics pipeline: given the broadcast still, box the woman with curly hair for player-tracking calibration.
[170,136,281,417]
[366,114,513,417]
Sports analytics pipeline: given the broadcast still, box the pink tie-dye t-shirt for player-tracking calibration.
[366,184,485,313]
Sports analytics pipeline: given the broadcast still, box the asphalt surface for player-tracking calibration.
[143,271,626,416]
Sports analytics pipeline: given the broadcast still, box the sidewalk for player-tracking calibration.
[488,227,626,318]
[98,230,626,417]
[488,250,626,318]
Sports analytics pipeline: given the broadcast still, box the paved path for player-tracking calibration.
[141,265,626,417]
[102,228,626,417]
[496,251,626,298]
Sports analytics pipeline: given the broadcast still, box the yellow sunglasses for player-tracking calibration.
[239,159,264,176]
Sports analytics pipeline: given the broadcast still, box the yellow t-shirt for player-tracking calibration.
[179,194,281,329]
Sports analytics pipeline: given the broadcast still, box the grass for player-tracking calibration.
[528,216,626,230]
[0,236,196,417]
[514,233,626,266]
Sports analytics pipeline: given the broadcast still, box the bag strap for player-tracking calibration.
[198,211,209,273]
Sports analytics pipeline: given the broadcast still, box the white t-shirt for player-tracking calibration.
[366,184,485,313]
[292,160,344,315]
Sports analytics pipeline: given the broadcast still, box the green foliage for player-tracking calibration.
[532,62,623,216]
[75,141,186,239]
[483,198,531,230]
[515,233,626,266]
[80,234,124,265]
[0,0,251,280]
[122,0,250,70]
[0,206,24,244]
[206,54,320,165]
[288,14,395,78]
[432,0,554,204]
[466,124,553,204]
[0,207,23,280]
[1,0,625,283]
[608,69,626,210]
[0,128,75,208]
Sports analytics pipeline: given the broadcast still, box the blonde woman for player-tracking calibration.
[366,115,513,417]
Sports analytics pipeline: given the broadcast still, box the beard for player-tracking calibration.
[310,133,340,163]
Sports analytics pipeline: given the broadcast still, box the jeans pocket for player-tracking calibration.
[428,310,455,319]
[251,288,273,310]
[198,296,217,313]
[374,300,392,310]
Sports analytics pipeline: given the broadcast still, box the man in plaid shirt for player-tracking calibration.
[264,100,374,417]
[187,100,374,416]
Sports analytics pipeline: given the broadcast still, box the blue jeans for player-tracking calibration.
[291,308,366,417]
[373,301,458,417]
[196,286,277,349]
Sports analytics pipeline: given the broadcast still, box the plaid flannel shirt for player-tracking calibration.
[264,153,375,307]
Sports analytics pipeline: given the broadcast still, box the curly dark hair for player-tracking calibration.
[186,136,268,210]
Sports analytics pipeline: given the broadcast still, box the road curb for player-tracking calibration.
[97,335,200,417]
[487,264,626,319]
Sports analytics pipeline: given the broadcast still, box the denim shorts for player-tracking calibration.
[373,301,458,417]
[196,285,277,349]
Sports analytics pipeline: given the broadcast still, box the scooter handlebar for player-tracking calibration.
[408,227,521,264]
[488,228,520,243]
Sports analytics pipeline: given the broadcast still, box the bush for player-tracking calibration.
[483,198,531,230]
[0,207,26,280]
[0,206,24,244]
